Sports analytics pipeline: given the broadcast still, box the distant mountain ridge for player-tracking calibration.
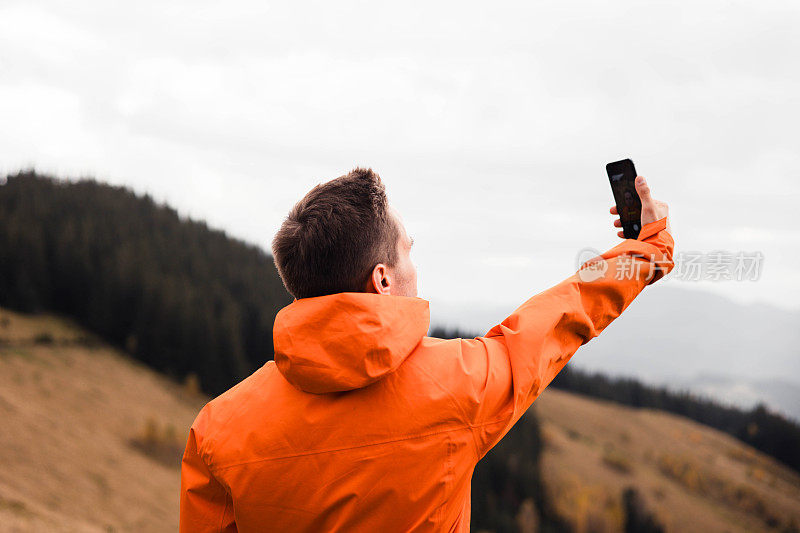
[673,374,800,422]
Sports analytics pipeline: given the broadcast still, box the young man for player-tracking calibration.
[180,168,673,531]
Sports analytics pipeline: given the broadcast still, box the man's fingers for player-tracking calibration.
[610,205,618,215]
[614,219,622,228]
[635,176,653,204]
[617,230,625,238]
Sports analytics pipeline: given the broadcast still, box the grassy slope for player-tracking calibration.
[534,389,800,532]
[0,308,206,532]
[1,308,798,532]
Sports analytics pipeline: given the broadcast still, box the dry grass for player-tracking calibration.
[535,388,800,533]
[602,446,633,475]
[0,308,208,531]
[129,417,187,469]
[3,307,800,532]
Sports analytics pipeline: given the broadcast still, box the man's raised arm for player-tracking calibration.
[453,176,674,459]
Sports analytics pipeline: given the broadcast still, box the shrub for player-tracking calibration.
[603,448,633,474]
[129,416,185,468]
[34,332,54,344]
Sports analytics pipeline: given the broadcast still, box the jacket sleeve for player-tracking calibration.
[460,217,674,459]
[180,408,238,533]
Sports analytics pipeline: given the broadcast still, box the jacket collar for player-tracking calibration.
[273,292,430,394]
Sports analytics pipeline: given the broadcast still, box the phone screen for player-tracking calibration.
[606,158,641,239]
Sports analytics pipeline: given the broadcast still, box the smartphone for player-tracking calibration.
[606,158,642,239]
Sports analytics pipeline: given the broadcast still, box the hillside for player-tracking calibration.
[534,390,800,532]
[3,309,799,532]
[0,308,205,531]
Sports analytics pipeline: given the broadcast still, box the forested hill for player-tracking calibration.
[0,171,292,395]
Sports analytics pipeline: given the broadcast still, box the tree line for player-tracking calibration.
[550,365,800,476]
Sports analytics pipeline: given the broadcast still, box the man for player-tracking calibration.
[180,168,673,531]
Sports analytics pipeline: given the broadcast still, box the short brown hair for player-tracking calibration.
[272,168,400,299]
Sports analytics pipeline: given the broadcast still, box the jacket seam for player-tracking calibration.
[208,417,509,473]
[437,434,457,526]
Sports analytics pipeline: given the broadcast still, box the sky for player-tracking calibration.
[1,0,799,314]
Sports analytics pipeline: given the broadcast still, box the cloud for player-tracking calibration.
[1,0,798,309]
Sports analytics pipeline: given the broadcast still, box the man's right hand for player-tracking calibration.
[610,175,670,238]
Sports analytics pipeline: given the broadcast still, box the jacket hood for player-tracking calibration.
[273,292,430,394]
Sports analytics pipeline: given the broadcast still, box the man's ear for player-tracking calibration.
[367,264,391,295]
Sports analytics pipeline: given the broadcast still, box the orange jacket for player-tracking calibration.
[180,217,674,532]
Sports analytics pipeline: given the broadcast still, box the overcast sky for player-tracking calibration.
[2,0,799,314]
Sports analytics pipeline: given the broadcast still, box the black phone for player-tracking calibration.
[606,158,642,239]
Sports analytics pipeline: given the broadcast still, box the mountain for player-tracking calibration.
[674,374,800,422]
[429,286,800,420]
